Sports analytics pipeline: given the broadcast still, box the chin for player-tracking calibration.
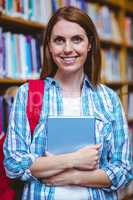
[61,66,83,74]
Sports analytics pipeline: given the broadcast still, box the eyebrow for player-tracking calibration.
[52,34,86,38]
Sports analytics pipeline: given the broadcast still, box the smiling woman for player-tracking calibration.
[41,6,101,85]
[4,6,133,200]
[49,20,90,76]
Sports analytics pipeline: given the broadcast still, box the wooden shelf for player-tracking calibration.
[102,81,126,86]
[0,13,45,34]
[127,81,133,87]
[0,78,131,88]
[105,0,124,8]
[0,78,26,85]
[125,44,133,50]
[86,0,123,9]
[125,3,133,14]
[100,38,123,48]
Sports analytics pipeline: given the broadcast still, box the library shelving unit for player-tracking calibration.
[0,0,132,121]
[0,14,45,95]
[0,1,133,199]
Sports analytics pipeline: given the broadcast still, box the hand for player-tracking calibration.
[72,144,100,170]
[42,169,78,186]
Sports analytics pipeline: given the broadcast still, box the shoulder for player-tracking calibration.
[17,82,28,94]
[16,79,47,101]
[14,82,28,103]
[96,83,119,101]
[94,83,121,112]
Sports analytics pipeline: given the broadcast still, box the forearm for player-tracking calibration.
[30,144,101,179]
[74,169,111,188]
[42,168,111,187]
[30,154,73,178]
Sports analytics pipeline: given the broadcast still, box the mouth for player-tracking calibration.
[60,56,79,64]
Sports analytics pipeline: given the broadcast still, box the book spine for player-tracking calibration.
[5,32,12,78]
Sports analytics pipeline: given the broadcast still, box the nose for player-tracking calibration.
[63,41,73,54]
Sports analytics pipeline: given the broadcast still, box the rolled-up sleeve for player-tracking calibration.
[4,84,38,181]
[102,93,133,191]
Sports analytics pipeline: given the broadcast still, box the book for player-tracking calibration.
[46,116,95,155]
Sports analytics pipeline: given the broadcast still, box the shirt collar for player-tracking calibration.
[45,74,95,91]
[44,77,60,90]
[83,75,95,91]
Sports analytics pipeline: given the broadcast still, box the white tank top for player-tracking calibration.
[54,96,89,200]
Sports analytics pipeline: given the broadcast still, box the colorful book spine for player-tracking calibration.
[25,35,32,77]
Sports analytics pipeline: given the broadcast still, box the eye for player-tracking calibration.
[71,35,83,43]
[53,36,65,45]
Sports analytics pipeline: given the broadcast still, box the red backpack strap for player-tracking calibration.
[26,80,44,135]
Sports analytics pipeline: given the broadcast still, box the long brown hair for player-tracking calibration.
[40,6,101,86]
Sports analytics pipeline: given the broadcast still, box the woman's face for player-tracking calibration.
[49,19,91,74]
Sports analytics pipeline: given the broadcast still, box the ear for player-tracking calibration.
[88,43,91,52]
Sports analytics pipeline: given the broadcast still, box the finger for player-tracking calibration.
[95,144,101,149]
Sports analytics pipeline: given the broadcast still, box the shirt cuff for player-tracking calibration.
[20,153,39,182]
[102,166,122,191]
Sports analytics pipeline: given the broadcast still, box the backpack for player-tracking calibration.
[27,79,44,134]
[0,132,16,200]
[0,80,44,200]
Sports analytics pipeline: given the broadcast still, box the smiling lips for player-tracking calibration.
[61,56,79,64]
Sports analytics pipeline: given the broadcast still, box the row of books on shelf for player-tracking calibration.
[86,3,121,42]
[101,48,121,82]
[0,95,12,133]
[126,52,133,81]
[0,27,42,79]
[0,0,53,24]
[125,16,133,45]
[101,48,133,82]
[0,0,129,44]
[0,86,18,133]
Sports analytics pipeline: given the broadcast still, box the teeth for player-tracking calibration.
[61,57,77,64]
[63,57,76,61]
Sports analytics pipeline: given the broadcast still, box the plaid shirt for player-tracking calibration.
[4,76,133,200]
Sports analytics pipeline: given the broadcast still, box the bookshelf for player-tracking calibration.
[0,14,45,32]
[0,1,133,199]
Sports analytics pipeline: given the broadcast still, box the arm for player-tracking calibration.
[3,83,100,181]
[30,153,73,178]
[4,84,37,181]
[100,92,133,191]
[42,168,111,187]
[41,92,132,189]
[30,144,100,178]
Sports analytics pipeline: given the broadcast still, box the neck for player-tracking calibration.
[54,70,84,97]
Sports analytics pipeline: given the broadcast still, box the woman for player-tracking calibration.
[4,6,133,200]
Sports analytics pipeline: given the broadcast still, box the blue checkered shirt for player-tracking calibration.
[4,76,133,200]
